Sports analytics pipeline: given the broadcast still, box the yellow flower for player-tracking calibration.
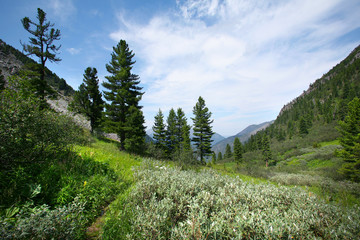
[84,181,87,187]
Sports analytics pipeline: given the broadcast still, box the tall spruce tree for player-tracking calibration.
[192,96,214,164]
[166,108,177,156]
[262,135,272,167]
[152,109,167,152]
[337,97,360,182]
[217,152,223,161]
[225,144,232,159]
[69,67,104,133]
[124,106,146,153]
[233,137,243,164]
[102,40,145,151]
[176,108,191,151]
[21,8,61,106]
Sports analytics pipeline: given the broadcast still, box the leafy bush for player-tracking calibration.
[102,159,360,239]
[0,197,86,240]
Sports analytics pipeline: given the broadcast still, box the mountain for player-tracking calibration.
[146,129,225,145]
[245,44,360,151]
[212,121,274,154]
[0,39,74,96]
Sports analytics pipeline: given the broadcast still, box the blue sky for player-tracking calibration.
[1,0,360,136]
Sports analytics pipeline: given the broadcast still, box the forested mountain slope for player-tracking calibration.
[245,44,360,151]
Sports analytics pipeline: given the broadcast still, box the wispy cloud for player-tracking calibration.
[46,0,76,23]
[110,0,360,136]
[66,47,81,55]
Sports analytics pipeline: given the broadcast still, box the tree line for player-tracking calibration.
[151,96,214,164]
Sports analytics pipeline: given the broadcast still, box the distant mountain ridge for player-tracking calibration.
[212,121,274,154]
[146,129,226,146]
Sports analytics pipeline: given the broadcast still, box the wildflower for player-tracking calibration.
[84,181,87,187]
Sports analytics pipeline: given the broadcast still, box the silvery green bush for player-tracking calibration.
[0,197,86,240]
[103,159,360,239]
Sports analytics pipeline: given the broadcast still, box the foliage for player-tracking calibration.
[166,108,177,156]
[69,67,104,133]
[102,159,360,239]
[217,152,223,161]
[0,78,84,171]
[0,197,86,240]
[224,143,232,159]
[233,137,243,164]
[0,69,5,90]
[0,39,73,95]
[337,97,360,182]
[102,39,145,151]
[262,135,272,167]
[192,96,214,164]
[21,8,61,105]
[152,109,167,157]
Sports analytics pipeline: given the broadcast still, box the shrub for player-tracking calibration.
[0,197,86,240]
[102,159,360,239]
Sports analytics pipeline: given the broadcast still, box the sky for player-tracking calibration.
[1,0,360,137]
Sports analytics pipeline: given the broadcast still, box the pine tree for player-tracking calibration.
[152,109,167,153]
[124,106,146,153]
[21,8,61,107]
[192,96,214,164]
[337,97,360,182]
[262,135,272,167]
[299,117,308,135]
[217,152,223,161]
[69,67,104,133]
[225,144,232,159]
[166,108,177,156]
[212,152,216,164]
[176,108,191,152]
[233,137,243,164]
[102,40,144,151]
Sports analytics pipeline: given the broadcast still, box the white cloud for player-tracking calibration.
[66,47,81,55]
[110,0,360,136]
[46,0,76,23]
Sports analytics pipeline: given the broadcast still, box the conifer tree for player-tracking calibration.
[299,117,308,135]
[21,8,61,106]
[69,67,104,133]
[152,109,167,152]
[166,108,177,156]
[176,108,191,152]
[337,97,360,182]
[233,137,243,164]
[262,135,272,167]
[124,106,146,153]
[225,144,232,159]
[192,96,214,164]
[212,152,217,164]
[217,152,223,161]
[102,40,145,151]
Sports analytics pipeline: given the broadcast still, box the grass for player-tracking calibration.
[74,138,141,182]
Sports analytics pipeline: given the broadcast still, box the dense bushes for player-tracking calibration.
[103,159,360,239]
[0,77,121,239]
